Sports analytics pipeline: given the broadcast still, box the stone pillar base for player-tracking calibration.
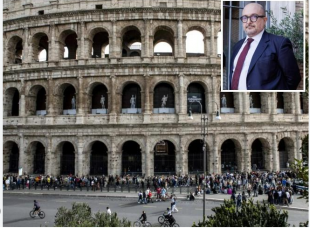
[45,116,54,125]
[176,57,185,63]
[178,113,189,123]
[143,113,151,123]
[76,114,84,124]
[109,113,117,124]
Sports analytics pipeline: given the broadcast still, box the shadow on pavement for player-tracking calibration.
[4,217,35,225]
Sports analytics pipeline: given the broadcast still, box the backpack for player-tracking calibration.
[237,194,242,201]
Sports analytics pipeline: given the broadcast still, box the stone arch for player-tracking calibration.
[25,140,47,174]
[121,140,142,175]
[83,140,109,175]
[4,87,20,117]
[249,137,271,171]
[116,138,144,153]
[120,25,142,57]
[153,82,176,112]
[220,139,242,172]
[26,84,47,115]
[116,80,144,94]
[153,139,177,174]
[278,137,295,169]
[150,80,177,94]
[185,26,206,56]
[6,35,23,64]
[3,140,19,173]
[53,82,78,115]
[150,137,179,152]
[187,138,211,174]
[54,140,77,175]
[153,25,175,56]
[186,81,207,113]
[30,32,49,62]
[86,81,110,113]
[58,29,78,60]
[87,27,110,58]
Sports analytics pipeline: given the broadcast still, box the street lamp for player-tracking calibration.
[188,98,221,220]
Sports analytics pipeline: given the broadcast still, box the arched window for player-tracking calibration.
[278,139,288,169]
[122,141,141,175]
[251,139,265,170]
[7,36,23,64]
[249,92,261,113]
[153,26,174,56]
[220,92,234,113]
[9,143,19,173]
[276,92,284,113]
[154,140,175,174]
[33,142,45,174]
[12,89,19,116]
[61,142,75,175]
[90,141,108,175]
[63,85,76,115]
[153,83,175,113]
[188,139,205,173]
[221,140,237,172]
[36,87,47,115]
[122,83,142,114]
[187,83,206,113]
[33,34,48,62]
[92,84,108,114]
[122,27,141,57]
[186,30,204,57]
[92,31,109,58]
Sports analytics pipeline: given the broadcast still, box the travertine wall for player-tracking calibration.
[3,0,308,176]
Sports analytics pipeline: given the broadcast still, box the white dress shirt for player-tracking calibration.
[232,29,265,90]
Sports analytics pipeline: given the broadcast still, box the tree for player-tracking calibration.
[267,7,303,63]
[192,199,289,227]
[54,202,131,227]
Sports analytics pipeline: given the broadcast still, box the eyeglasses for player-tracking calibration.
[240,15,265,23]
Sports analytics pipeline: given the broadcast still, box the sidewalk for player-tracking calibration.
[3,188,308,211]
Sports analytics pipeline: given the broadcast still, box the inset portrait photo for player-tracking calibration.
[221,1,305,91]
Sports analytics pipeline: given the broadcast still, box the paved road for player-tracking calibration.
[3,194,308,227]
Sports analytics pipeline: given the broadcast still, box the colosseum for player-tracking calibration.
[3,0,308,177]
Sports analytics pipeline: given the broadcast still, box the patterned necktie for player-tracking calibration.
[231,38,254,90]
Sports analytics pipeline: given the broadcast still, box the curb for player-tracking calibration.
[4,192,308,212]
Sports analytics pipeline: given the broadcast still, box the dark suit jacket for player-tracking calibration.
[229,31,301,90]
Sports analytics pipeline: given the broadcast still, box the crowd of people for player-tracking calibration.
[3,170,305,207]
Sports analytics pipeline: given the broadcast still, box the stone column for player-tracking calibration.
[210,21,215,56]
[149,35,154,57]
[243,134,251,173]
[178,73,185,114]
[49,24,57,62]
[77,135,84,176]
[177,20,185,60]
[76,76,85,124]
[18,134,25,174]
[46,76,55,124]
[109,20,117,61]
[144,134,151,177]
[143,73,151,123]
[204,31,208,57]
[109,75,117,124]
[212,134,219,173]
[178,134,186,175]
[109,135,117,175]
[78,22,86,59]
[296,131,302,160]
[23,28,30,63]
[19,78,26,119]
[272,133,278,171]
[142,20,150,59]
[211,74,220,118]
[45,134,53,175]
[294,93,301,122]
[174,36,178,57]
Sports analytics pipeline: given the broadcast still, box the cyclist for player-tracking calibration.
[139,210,147,225]
[164,207,175,226]
[33,200,40,215]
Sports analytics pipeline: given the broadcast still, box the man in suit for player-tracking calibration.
[229,3,301,90]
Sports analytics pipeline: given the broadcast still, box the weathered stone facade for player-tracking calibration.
[3,0,308,177]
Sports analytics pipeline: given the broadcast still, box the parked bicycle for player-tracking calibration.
[133,219,152,227]
[29,208,45,219]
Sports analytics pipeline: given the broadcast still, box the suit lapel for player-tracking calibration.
[247,31,270,74]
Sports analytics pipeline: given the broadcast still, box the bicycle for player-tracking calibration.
[29,208,45,219]
[133,219,151,227]
[161,220,179,227]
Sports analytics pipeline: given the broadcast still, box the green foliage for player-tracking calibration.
[192,199,290,227]
[267,7,303,63]
[291,134,309,202]
[54,202,131,227]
